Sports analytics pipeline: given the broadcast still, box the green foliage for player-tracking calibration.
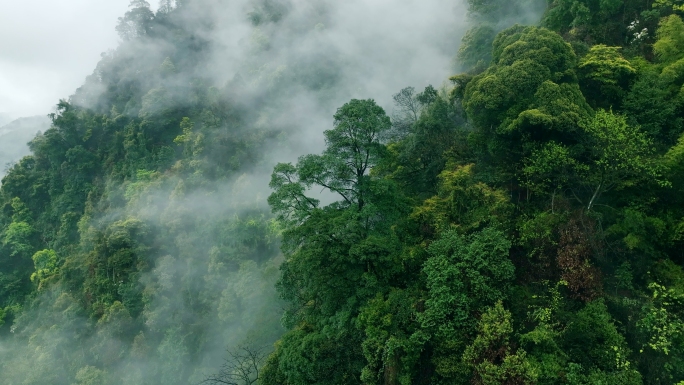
[462,301,537,385]
[3,221,34,258]
[420,227,514,378]
[654,15,684,63]
[30,249,59,289]
[458,26,497,71]
[72,366,107,385]
[563,300,640,377]
[378,90,467,199]
[543,0,655,45]
[463,25,591,179]
[357,289,427,385]
[580,109,662,210]
[623,65,683,144]
[269,99,391,223]
[2,0,684,384]
[412,164,512,235]
[578,45,636,108]
[522,141,580,198]
[637,282,684,381]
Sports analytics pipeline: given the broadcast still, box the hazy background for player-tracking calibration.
[0,0,134,120]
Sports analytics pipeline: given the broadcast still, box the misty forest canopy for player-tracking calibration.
[1,0,684,384]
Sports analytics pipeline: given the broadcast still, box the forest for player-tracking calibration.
[0,0,683,384]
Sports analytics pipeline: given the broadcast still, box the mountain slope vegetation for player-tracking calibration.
[1,0,683,384]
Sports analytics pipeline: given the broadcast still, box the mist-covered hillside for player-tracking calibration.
[0,116,51,179]
[1,0,684,384]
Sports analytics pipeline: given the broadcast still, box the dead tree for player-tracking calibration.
[201,345,267,385]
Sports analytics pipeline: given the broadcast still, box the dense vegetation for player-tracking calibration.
[1,0,684,384]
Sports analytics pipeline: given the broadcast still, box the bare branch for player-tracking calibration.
[200,345,268,385]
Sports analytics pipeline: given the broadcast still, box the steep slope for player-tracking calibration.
[0,0,480,384]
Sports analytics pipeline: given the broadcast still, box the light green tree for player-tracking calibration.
[462,301,537,385]
[580,110,662,211]
[30,249,59,290]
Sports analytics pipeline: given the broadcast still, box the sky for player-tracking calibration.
[0,0,138,121]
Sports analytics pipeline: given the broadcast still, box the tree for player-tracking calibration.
[579,109,662,211]
[654,15,684,64]
[265,100,399,385]
[116,0,154,40]
[457,26,496,71]
[462,301,537,385]
[420,227,515,379]
[269,99,391,222]
[30,249,58,290]
[463,25,591,180]
[202,345,267,385]
[391,87,421,136]
[577,45,636,109]
[72,366,107,385]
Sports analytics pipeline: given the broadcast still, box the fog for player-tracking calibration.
[0,0,545,384]
[0,0,131,120]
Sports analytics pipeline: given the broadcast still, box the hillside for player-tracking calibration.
[1,0,684,384]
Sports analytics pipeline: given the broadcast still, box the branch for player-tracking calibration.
[200,345,268,385]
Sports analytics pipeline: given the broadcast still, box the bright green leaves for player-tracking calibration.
[639,283,684,355]
[520,109,664,209]
[606,209,667,255]
[422,228,514,332]
[172,117,194,146]
[653,0,684,13]
[522,141,581,198]
[655,15,684,64]
[2,198,36,262]
[412,164,511,235]
[578,45,636,108]
[636,281,684,381]
[492,26,577,80]
[358,289,426,385]
[462,301,537,385]
[508,80,590,137]
[3,222,34,259]
[580,109,662,210]
[30,249,59,290]
[465,59,552,131]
